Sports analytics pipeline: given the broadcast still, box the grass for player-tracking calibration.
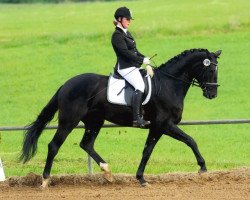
[1,125,249,177]
[0,0,250,177]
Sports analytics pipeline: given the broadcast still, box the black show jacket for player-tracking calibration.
[111,27,145,71]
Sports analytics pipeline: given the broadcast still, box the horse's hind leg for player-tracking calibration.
[41,121,78,189]
[80,117,114,182]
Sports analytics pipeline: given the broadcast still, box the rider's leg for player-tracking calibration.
[117,67,150,128]
[131,89,150,128]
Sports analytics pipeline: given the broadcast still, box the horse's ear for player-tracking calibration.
[214,50,222,58]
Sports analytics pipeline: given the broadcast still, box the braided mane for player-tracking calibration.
[159,48,209,68]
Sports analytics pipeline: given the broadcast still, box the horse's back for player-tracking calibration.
[58,73,108,103]
[63,73,108,85]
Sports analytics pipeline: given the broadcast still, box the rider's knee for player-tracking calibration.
[135,84,145,93]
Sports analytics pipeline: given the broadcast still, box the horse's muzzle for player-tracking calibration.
[204,92,217,99]
[203,87,218,99]
[202,82,219,99]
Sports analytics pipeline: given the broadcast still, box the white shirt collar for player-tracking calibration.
[117,24,127,34]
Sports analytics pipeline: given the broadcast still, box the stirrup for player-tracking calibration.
[133,118,151,129]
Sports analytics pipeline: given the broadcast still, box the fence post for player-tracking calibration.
[87,155,93,175]
[0,158,5,181]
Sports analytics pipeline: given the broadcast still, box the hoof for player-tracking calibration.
[198,168,207,174]
[103,171,114,183]
[137,176,149,187]
[100,162,114,182]
[40,178,50,190]
[141,182,151,187]
[39,185,48,190]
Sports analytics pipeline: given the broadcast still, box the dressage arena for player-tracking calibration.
[0,168,249,200]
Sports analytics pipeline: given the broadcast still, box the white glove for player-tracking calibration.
[143,57,150,65]
[146,65,154,78]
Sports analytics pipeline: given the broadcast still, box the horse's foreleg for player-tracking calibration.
[136,129,162,186]
[80,125,114,182]
[165,123,207,172]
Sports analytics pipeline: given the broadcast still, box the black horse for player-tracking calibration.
[20,48,221,188]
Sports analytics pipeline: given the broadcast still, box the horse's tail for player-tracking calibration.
[20,87,61,163]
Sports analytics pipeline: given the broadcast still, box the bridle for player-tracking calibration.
[152,60,220,89]
[198,61,220,89]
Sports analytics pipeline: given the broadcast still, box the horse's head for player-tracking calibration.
[195,50,222,99]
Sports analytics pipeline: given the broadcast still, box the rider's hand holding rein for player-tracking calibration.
[143,57,154,78]
[143,58,154,78]
[143,57,150,65]
[146,65,154,78]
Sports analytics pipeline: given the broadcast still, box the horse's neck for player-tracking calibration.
[153,69,191,100]
[168,54,198,74]
[155,53,203,98]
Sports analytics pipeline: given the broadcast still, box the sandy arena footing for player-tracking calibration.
[0,168,249,200]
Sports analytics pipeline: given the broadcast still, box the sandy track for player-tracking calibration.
[0,168,249,200]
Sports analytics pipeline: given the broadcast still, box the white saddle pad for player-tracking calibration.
[107,74,152,106]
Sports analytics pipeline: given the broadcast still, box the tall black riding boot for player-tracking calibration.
[132,90,151,128]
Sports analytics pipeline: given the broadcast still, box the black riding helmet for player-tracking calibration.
[114,7,133,21]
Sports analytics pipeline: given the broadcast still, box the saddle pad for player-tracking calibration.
[107,74,152,106]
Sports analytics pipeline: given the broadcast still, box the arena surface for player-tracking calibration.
[0,168,249,200]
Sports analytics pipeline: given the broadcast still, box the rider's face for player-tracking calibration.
[120,17,131,29]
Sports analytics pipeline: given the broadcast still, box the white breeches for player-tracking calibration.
[117,66,145,93]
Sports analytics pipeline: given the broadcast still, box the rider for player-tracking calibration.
[111,7,151,128]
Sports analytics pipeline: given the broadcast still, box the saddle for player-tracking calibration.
[107,70,152,106]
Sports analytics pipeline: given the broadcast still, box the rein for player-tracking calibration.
[155,67,201,87]
[151,61,220,88]
[151,63,202,88]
